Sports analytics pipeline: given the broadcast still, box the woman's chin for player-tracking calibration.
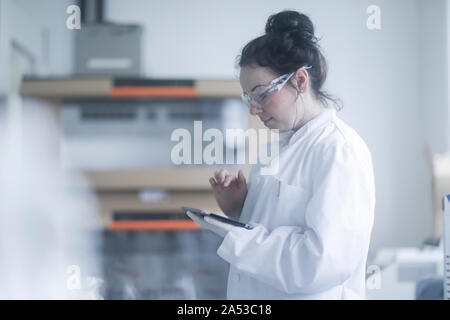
[263,118,277,128]
[263,120,283,130]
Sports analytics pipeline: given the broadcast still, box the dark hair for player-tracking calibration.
[237,10,342,110]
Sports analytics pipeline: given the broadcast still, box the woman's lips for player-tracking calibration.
[263,117,272,125]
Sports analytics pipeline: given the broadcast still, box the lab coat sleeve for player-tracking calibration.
[216,142,375,294]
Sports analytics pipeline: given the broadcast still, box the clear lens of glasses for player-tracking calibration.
[240,66,311,108]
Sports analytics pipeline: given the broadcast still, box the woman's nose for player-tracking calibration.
[249,103,262,115]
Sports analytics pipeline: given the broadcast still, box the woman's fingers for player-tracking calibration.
[223,174,234,187]
[215,169,230,184]
[215,169,229,183]
[237,169,246,187]
[214,169,222,182]
[211,169,244,189]
[209,177,217,187]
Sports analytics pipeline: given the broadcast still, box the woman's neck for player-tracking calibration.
[292,99,325,131]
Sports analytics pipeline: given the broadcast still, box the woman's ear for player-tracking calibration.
[294,68,309,93]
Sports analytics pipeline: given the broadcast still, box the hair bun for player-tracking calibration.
[265,10,315,41]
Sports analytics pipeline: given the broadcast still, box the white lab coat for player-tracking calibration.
[216,107,376,299]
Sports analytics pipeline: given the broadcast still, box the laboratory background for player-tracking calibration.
[0,0,449,300]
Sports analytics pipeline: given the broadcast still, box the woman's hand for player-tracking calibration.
[210,169,247,220]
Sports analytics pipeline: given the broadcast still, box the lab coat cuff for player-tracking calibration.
[216,224,263,264]
[217,227,240,263]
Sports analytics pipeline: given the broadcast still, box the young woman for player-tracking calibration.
[188,10,375,300]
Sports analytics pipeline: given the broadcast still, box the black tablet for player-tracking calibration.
[182,206,254,230]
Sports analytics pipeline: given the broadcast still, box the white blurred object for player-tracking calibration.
[427,149,450,237]
[138,189,168,203]
[366,246,443,300]
[0,99,102,299]
[221,99,248,150]
[443,195,450,300]
[433,152,450,177]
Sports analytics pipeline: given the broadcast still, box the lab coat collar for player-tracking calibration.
[286,107,336,146]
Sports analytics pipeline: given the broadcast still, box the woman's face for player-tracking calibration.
[239,65,303,131]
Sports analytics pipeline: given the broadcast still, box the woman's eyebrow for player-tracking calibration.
[243,84,263,95]
[251,84,263,91]
[245,80,272,93]
[250,84,265,93]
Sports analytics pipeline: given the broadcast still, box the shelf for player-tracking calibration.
[76,166,250,191]
[20,77,113,98]
[97,190,222,230]
[110,220,200,231]
[20,77,242,99]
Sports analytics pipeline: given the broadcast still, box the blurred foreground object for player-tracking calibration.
[427,148,450,237]
[0,99,102,299]
[443,195,450,300]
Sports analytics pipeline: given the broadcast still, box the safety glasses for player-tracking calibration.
[241,66,312,109]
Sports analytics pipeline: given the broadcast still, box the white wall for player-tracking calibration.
[0,0,75,96]
[105,0,449,252]
[420,0,449,155]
